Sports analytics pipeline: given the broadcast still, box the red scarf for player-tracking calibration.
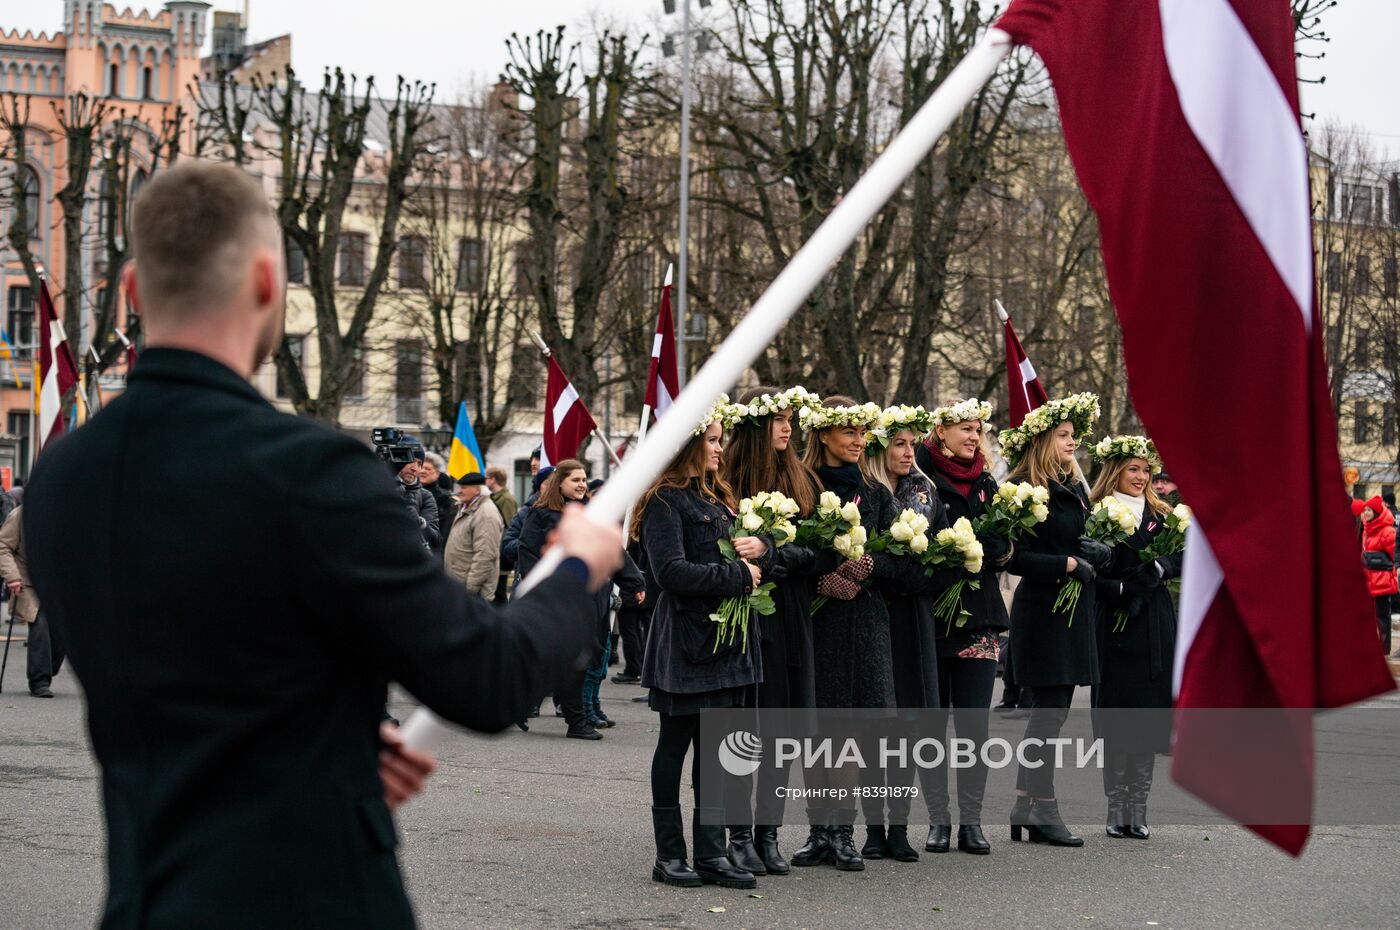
[924,441,985,498]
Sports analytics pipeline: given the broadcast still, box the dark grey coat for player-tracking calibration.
[1006,480,1100,688]
[879,472,949,710]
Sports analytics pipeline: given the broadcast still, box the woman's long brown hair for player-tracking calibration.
[800,394,859,474]
[724,385,819,516]
[1007,427,1085,490]
[629,432,736,540]
[536,459,586,511]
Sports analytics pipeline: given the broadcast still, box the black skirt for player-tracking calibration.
[649,685,748,716]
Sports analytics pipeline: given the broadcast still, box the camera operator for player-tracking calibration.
[396,439,440,552]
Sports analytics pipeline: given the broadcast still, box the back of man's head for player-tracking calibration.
[130,162,281,320]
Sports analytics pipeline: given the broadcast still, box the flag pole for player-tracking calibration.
[402,28,1014,751]
[994,298,1010,323]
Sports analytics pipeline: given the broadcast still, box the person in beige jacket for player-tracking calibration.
[0,506,63,696]
[444,473,505,600]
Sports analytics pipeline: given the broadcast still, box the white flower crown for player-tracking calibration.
[931,397,993,428]
[996,392,1100,467]
[799,401,885,432]
[1090,435,1162,472]
[865,404,936,453]
[693,394,748,435]
[737,386,823,424]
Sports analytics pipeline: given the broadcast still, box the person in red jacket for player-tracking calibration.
[1354,496,1397,655]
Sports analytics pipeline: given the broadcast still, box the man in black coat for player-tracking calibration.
[22,163,622,930]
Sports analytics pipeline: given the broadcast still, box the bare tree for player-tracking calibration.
[0,94,47,303]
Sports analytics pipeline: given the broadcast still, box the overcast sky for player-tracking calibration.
[2,0,1396,149]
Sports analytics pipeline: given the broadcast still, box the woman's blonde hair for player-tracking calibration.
[1089,456,1169,518]
[931,420,993,463]
[1008,425,1085,489]
[859,428,930,493]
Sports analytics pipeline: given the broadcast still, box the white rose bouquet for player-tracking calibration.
[1054,496,1139,623]
[919,517,986,634]
[796,490,867,613]
[710,491,799,653]
[1112,503,1191,632]
[972,481,1052,543]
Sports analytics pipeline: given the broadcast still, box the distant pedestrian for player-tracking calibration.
[419,452,456,558]
[1355,497,1396,655]
[443,473,504,601]
[0,506,62,697]
[486,466,518,602]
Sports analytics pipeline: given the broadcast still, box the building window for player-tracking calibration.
[1326,251,1342,292]
[338,232,366,287]
[1354,256,1371,296]
[1383,403,1396,447]
[456,237,483,292]
[1383,257,1397,299]
[398,235,426,290]
[142,66,153,100]
[1354,400,1371,444]
[345,347,368,399]
[276,335,304,399]
[19,168,41,240]
[286,241,306,284]
[509,343,540,408]
[6,285,34,350]
[395,339,424,423]
[108,63,120,97]
[6,412,29,479]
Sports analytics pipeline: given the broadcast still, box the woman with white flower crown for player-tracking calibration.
[634,398,773,891]
[912,398,1011,856]
[787,397,902,872]
[856,404,956,863]
[998,392,1109,848]
[720,385,836,877]
[1087,435,1181,841]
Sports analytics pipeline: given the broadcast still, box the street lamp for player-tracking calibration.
[662,0,715,387]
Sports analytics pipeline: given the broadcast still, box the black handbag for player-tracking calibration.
[1363,551,1394,572]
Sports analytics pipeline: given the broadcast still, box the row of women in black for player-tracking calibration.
[633,389,1178,890]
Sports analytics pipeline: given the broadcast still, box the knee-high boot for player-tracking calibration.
[1126,753,1155,839]
[1103,750,1131,838]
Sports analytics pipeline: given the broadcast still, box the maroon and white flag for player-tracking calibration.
[644,266,681,419]
[541,354,598,468]
[997,0,1395,854]
[37,279,80,451]
[1002,311,1048,427]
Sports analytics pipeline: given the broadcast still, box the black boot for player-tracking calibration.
[861,824,887,860]
[1026,799,1084,847]
[1008,795,1033,842]
[791,825,831,867]
[828,823,865,871]
[755,826,790,875]
[693,812,757,889]
[924,823,951,853]
[651,806,701,887]
[1104,752,1130,839]
[1126,754,1155,840]
[886,825,920,862]
[726,826,768,876]
[957,824,990,854]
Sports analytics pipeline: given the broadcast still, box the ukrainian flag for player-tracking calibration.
[447,401,486,480]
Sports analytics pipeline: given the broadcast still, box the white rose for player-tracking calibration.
[833,533,852,556]
[781,497,801,516]
[909,513,930,536]
[739,498,754,514]
[891,522,914,543]
[1031,504,1049,523]
[849,545,865,560]
[849,525,868,547]
[841,501,861,524]
[935,527,956,547]
[742,511,764,531]
[821,491,842,512]
[910,533,929,554]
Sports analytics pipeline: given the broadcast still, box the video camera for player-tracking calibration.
[371,427,419,471]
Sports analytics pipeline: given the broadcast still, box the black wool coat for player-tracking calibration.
[1092,505,1182,752]
[1006,480,1100,688]
[640,482,770,695]
[517,506,644,645]
[879,472,950,710]
[22,349,599,930]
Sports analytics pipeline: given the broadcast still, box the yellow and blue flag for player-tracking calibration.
[0,328,23,388]
[447,401,485,480]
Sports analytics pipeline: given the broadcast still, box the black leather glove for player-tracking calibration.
[1119,560,1163,615]
[978,532,1011,566]
[1068,559,1096,584]
[1077,537,1113,569]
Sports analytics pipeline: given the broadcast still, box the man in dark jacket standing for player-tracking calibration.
[396,441,439,551]
[22,163,623,930]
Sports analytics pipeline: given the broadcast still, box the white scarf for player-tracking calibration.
[1112,490,1146,525]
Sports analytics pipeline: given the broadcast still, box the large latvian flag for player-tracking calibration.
[37,279,80,451]
[1004,313,1048,427]
[644,269,681,420]
[996,0,1395,854]
[540,355,598,468]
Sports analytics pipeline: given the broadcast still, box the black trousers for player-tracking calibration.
[919,657,998,824]
[618,606,650,678]
[1376,594,1393,655]
[1015,685,1074,798]
[998,634,1024,707]
[555,667,588,729]
[27,611,64,692]
[493,573,511,605]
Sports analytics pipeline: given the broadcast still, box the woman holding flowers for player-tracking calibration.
[1087,436,1183,841]
[635,399,771,890]
[721,385,833,876]
[786,397,900,872]
[856,404,953,863]
[998,392,1109,848]
[912,398,1012,856]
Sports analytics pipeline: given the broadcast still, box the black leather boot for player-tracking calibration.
[828,823,866,871]
[1104,752,1130,839]
[693,812,757,889]
[925,823,951,853]
[1009,795,1033,842]
[1126,754,1155,840]
[861,824,887,859]
[790,824,831,867]
[651,806,701,887]
[886,825,920,862]
[1026,799,1084,847]
[957,824,990,854]
[755,826,790,875]
[726,826,768,876]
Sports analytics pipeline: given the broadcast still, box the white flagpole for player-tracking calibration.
[403,29,1013,751]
